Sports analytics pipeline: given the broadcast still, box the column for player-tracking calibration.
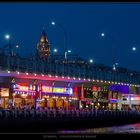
[81,84,84,99]
[128,94,132,109]
[35,84,39,109]
[79,84,84,109]
[117,93,122,110]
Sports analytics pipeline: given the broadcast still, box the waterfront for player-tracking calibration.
[59,123,140,134]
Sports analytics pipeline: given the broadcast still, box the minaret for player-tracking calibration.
[37,29,51,60]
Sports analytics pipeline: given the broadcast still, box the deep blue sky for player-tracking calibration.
[0,3,140,71]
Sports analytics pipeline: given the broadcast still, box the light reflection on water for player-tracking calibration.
[59,123,140,134]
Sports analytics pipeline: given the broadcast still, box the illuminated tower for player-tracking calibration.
[37,30,51,60]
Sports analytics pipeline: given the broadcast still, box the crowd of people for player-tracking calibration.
[0,103,139,120]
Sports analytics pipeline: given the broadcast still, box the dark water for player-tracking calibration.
[58,123,140,134]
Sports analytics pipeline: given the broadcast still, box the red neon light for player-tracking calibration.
[92,86,101,92]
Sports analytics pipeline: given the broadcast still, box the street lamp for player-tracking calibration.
[53,48,58,53]
[51,22,55,25]
[68,50,71,53]
[5,34,11,55]
[101,32,119,70]
[5,34,10,40]
[101,33,105,37]
[15,44,20,56]
[132,46,136,51]
[65,50,71,61]
[16,45,19,48]
[89,59,93,63]
[51,21,67,60]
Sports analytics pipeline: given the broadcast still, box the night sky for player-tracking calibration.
[0,3,140,71]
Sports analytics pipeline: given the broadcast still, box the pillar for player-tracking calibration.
[81,84,84,99]
[79,84,84,109]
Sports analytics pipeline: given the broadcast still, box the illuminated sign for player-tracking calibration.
[13,84,73,94]
[92,86,101,92]
[109,98,118,103]
[53,87,66,93]
[13,84,35,91]
[18,85,29,91]
[42,86,52,93]
[131,97,140,101]
[0,88,9,97]
[66,88,73,94]
[42,86,73,94]
[29,85,36,90]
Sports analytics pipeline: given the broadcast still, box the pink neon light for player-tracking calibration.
[109,98,118,100]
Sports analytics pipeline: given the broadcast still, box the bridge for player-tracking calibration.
[0,52,140,87]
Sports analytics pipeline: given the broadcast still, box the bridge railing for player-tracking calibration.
[0,54,140,85]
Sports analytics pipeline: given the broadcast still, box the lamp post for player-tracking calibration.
[16,44,20,56]
[100,32,119,71]
[89,59,94,64]
[51,21,68,61]
[53,48,58,54]
[5,34,12,55]
[65,50,71,61]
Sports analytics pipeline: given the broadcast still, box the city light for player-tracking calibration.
[5,34,10,39]
[7,70,10,73]
[53,48,58,53]
[16,45,19,48]
[89,59,93,63]
[68,50,71,53]
[26,73,29,75]
[113,64,116,70]
[101,33,105,37]
[51,21,55,25]
[132,46,136,51]
[88,79,91,81]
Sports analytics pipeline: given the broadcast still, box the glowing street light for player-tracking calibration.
[101,33,105,37]
[5,34,12,55]
[113,64,116,70]
[89,59,93,63]
[53,48,58,53]
[51,21,67,60]
[51,21,55,25]
[65,50,71,60]
[68,50,71,53]
[132,47,136,51]
[5,34,10,40]
[16,45,19,48]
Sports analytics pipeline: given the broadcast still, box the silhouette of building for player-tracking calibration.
[37,30,51,60]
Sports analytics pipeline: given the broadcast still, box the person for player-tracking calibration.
[0,104,3,110]
[30,108,35,119]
